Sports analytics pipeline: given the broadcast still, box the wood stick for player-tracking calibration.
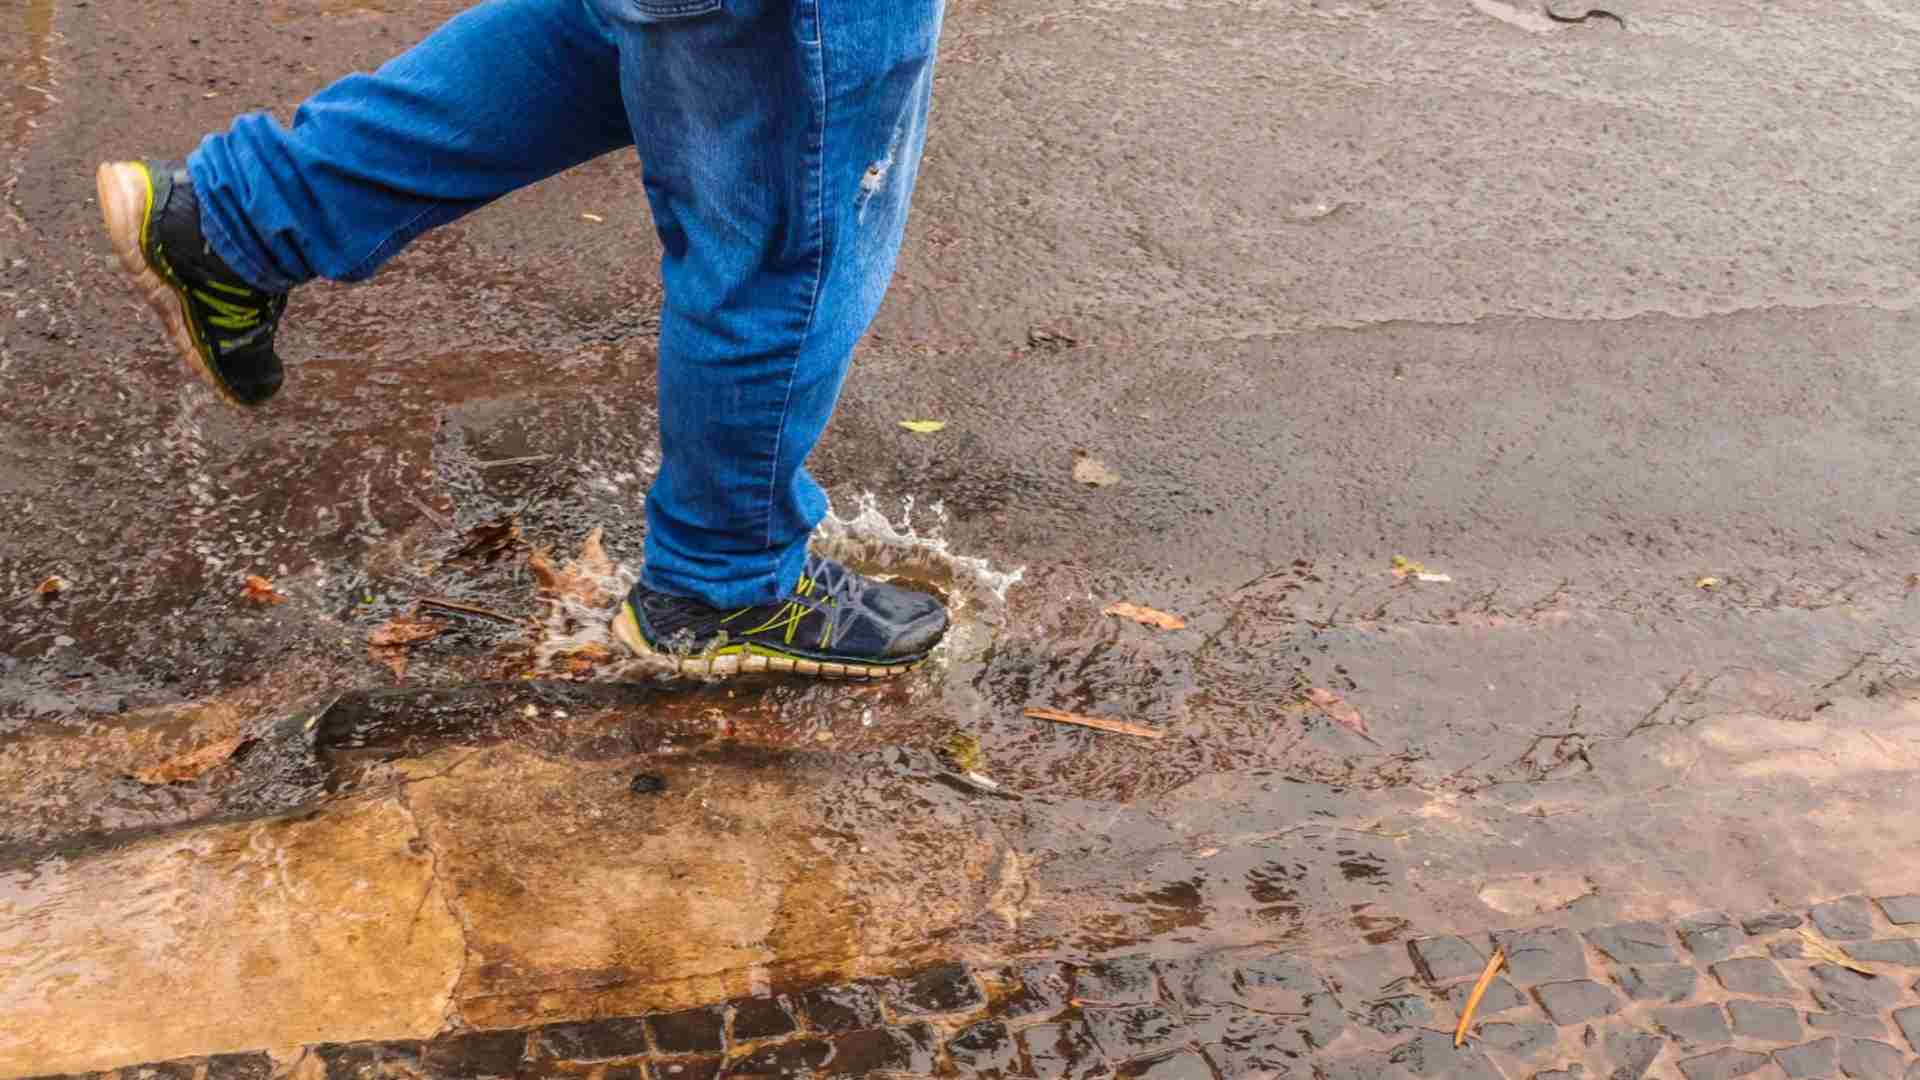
[476,454,553,469]
[1023,707,1165,740]
[1454,945,1506,1047]
[405,494,455,533]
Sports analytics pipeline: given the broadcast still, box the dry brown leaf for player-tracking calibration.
[1023,707,1165,740]
[242,575,287,605]
[370,611,448,648]
[1794,928,1876,976]
[450,516,522,566]
[530,526,617,606]
[552,642,615,676]
[35,575,68,597]
[1102,602,1187,631]
[1305,687,1372,739]
[1454,945,1506,1047]
[131,734,251,785]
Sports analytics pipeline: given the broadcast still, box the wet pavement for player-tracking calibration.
[3,0,1920,1076]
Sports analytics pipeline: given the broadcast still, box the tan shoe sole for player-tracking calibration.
[611,601,921,681]
[96,161,247,408]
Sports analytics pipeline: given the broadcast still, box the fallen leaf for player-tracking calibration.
[898,419,947,433]
[450,516,522,566]
[131,734,251,785]
[242,575,287,605]
[35,575,68,597]
[1454,945,1507,1047]
[1305,687,1372,739]
[1696,576,1721,590]
[369,611,448,648]
[529,526,617,606]
[1023,706,1165,740]
[1795,928,1876,976]
[551,642,615,675]
[1072,453,1119,487]
[1103,602,1187,631]
[581,212,605,223]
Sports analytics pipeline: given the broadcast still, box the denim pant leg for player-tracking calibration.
[613,0,943,608]
[188,0,633,292]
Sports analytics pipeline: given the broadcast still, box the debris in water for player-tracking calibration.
[938,732,988,773]
[1304,687,1375,741]
[1027,326,1079,351]
[35,575,68,598]
[1390,555,1453,583]
[131,733,252,785]
[1102,601,1186,630]
[898,420,947,433]
[1696,576,1721,590]
[529,527,617,606]
[450,515,522,566]
[1794,928,1875,976]
[417,595,525,626]
[1024,707,1165,740]
[1542,1,1626,28]
[242,574,288,605]
[1455,945,1507,1047]
[1072,452,1119,487]
[631,773,667,795]
[368,609,450,679]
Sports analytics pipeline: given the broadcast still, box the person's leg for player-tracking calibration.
[615,0,943,607]
[604,0,949,677]
[189,0,634,291]
[98,0,633,405]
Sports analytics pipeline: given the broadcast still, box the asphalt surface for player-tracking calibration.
[2,0,1919,1074]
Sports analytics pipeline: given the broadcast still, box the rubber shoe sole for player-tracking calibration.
[611,600,924,681]
[96,161,250,408]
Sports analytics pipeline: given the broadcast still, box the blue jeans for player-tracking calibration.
[187,0,943,608]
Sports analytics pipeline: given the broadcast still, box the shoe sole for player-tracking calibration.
[611,602,924,681]
[96,161,249,408]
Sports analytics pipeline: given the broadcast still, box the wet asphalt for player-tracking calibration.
[1,0,1918,1054]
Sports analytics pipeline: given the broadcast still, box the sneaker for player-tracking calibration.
[96,160,288,406]
[611,553,949,679]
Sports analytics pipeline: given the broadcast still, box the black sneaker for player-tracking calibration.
[96,160,288,406]
[611,553,949,679]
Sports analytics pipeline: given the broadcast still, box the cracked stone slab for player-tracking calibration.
[1678,1048,1770,1080]
[1584,922,1677,965]
[1676,913,1747,964]
[1533,980,1620,1025]
[1616,964,1700,1003]
[1492,928,1589,985]
[1743,911,1805,935]
[1812,964,1903,1014]
[1773,1037,1838,1079]
[0,796,463,1078]
[1410,936,1489,985]
[1727,1000,1801,1043]
[1877,897,1920,926]
[1654,1004,1733,1048]
[1812,897,1879,941]
[1837,1038,1906,1080]
[1709,957,1798,998]
[1445,977,1528,1018]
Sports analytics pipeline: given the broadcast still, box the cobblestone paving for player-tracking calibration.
[40,895,1920,1079]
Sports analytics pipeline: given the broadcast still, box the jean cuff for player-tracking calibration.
[185,149,302,294]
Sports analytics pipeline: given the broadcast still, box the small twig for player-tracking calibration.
[406,494,455,533]
[1455,945,1506,1047]
[477,454,553,469]
[416,596,528,626]
[1023,707,1165,740]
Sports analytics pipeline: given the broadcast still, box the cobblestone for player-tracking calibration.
[1812,897,1878,941]
[1878,897,1920,926]
[1676,913,1747,964]
[1850,940,1920,966]
[1774,1037,1838,1078]
[79,895,1920,1080]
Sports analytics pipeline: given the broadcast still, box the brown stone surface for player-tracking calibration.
[398,745,1006,1028]
[0,797,462,1077]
